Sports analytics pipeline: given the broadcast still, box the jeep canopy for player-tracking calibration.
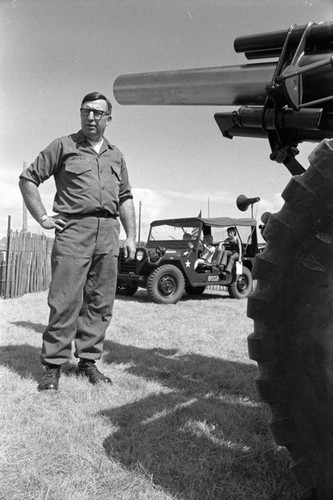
[150,217,257,228]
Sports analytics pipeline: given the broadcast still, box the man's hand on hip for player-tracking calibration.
[40,215,67,231]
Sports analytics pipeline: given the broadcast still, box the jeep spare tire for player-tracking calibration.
[147,265,185,304]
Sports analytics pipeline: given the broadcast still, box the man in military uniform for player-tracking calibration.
[19,92,136,391]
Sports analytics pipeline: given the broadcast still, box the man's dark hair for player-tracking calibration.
[81,92,112,115]
[227,227,236,232]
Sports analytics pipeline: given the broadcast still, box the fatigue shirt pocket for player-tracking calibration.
[57,158,94,208]
[65,159,92,175]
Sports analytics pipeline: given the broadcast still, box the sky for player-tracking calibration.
[1,0,333,241]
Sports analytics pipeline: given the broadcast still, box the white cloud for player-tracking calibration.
[133,187,169,221]
[257,193,284,220]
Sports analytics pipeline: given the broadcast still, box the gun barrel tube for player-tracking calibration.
[113,52,333,108]
[234,22,333,59]
[215,108,333,142]
[113,64,275,106]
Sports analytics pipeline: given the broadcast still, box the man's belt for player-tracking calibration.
[63,211,117,219]
[87,210,117,218]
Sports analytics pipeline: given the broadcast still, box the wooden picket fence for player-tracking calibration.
[0,229,53,299]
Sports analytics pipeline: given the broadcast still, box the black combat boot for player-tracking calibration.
[77,360,112,385]
[37,364,61,391]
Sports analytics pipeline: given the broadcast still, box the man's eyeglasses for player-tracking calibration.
[80,108,109,119]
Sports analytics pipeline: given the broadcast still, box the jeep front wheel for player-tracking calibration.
[228,267,253,299]
[147,265,185,304]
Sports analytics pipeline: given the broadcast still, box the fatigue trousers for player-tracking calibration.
[42,216,120,366]
[221,250,239,273]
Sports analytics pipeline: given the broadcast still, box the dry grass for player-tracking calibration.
[0,289,303,500]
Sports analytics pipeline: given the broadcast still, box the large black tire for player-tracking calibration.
[185,285,206,295]
[116,284,138,296]
[228,266,253,299]
[147,265,185,304]
[248,140,333,499]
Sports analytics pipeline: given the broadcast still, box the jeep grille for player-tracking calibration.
[118,251,137,274]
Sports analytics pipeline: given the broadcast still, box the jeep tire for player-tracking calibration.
[228,266,253,299]
[147,264,185,304]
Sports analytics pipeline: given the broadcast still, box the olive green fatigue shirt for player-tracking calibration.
[19,130,133,215]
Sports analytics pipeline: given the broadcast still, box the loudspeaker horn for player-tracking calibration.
[236,195,260,212]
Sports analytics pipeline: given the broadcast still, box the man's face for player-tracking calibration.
[80,99,111,142]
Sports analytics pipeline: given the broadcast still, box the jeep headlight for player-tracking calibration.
[136,250,145,261]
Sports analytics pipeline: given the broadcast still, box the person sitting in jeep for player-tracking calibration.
[194,234,225,271]
[194,234,216,270]
[219,227,242,277]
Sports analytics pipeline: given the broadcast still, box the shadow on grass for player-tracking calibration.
[101,341,302,500]
[116,288,230,303]
[103,341,256,398]
[1,322,77,380]
[0,344,42,380]
[0,343,77,381]
[0,321,46,379]
[10,320,46,333]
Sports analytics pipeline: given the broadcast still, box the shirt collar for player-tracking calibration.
[73,130,115,149]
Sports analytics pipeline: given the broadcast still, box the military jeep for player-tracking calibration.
[117,216,263,304]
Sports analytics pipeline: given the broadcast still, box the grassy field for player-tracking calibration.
[0,288,303,500]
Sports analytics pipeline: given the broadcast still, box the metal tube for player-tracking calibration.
[214,108,333,143]
[113,63,275,106]
[234,22,333,58]
[113,52,333,108]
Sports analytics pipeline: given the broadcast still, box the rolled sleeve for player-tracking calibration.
[19,139,62,186]
[118,156,133,205]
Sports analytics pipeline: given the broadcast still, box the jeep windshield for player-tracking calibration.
[148,223,200,245]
